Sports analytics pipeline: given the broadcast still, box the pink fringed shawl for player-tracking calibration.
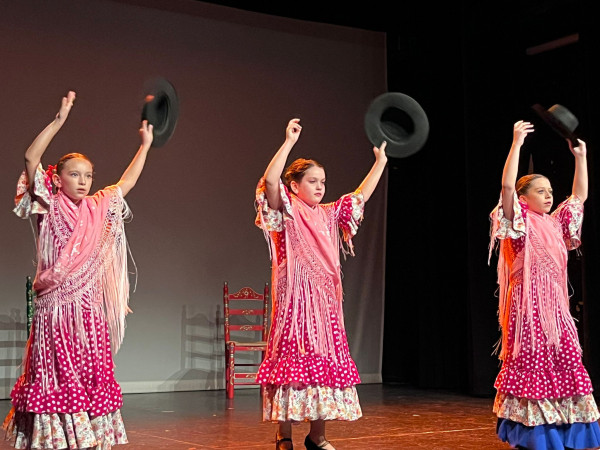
[255,178,364,363]
[14,166,131,359]
[489,192,583,360]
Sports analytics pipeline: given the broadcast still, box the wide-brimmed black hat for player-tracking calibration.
[364,92,429,158]
[141,78,180,148]
[531,103,579,146]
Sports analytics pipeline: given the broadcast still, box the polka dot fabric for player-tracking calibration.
[7,302,127,449]
[257,291,361,389]
[11,304,123,416]
[494,287,594,399]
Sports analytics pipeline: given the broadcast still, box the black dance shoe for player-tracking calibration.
[304,435,331,449]
[276,434,293,450]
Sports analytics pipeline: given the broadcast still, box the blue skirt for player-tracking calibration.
[497,418,600,450]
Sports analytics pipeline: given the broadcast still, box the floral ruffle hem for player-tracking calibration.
[4,408,127,450]
[494,392,600,427]
[263,383,362,422]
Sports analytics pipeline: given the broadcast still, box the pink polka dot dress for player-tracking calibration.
[489,193,600,448]
[5,166,130,449]
[255,178,365,422]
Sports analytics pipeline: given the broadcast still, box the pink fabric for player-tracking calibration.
[255,178,364,389]
[290,195,344,302]
[11,307,123,416]
[489,194,593,400]
[34,190,111,296]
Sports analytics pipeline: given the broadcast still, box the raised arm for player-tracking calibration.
[356,141,388,202]
[569,138,588,202]
[501,120,533,221]
[263,118,302,210]
[24,91,76,188]
[116,120,153,197]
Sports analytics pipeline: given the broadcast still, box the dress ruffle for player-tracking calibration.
[494,364,595,400]
[13,164,52,219]
[491,191,527,241]
[496,417,600,450]
[263,384,362,422]
[7,409,127,450]
[494,392,600,427]
[257,353,361,388]
[11,379,123,416]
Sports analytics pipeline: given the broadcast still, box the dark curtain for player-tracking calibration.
[382,0,600,398]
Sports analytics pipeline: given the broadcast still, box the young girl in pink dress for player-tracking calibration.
[4,91,153,449]
[489,120,600,449]
[255,118,387,450]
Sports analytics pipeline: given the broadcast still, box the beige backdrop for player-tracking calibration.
[0,0,387,397]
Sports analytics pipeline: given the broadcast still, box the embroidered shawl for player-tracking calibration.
[489,192,583,360]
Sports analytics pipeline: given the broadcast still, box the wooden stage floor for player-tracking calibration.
[0,383,514,449]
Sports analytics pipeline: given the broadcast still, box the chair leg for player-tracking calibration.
[227,343,235,399]
[225,345,231,398]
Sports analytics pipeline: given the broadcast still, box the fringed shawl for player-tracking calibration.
[489,192,583,360]
[255,178,364,362]
[14,164,132,355]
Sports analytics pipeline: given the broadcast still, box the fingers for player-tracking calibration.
[66,90,76,105]
[289,118,302,131]
[286,118,302,139]
[140,120,153,132]
[514,120,534,131]
[62,91,76,109]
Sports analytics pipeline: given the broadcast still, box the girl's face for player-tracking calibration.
[53,157,93,204]
[290,166,326,207]
[519,177,553,214]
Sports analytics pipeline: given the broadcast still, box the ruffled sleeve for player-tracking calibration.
[254,177,293,232]
[488,191,527,264]
[490,191,527,240]
[332,190,365,257]
[336,190,364,239]
[551,194,584,250]
[13,163,52,218]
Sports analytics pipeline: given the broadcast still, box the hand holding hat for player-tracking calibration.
[141,77,180,148]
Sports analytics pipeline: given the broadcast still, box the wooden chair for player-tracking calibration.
[223,281,269,399]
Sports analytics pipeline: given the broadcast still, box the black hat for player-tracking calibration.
[531,103,579,146]
[141,78,180,148]
[364,92,429,158]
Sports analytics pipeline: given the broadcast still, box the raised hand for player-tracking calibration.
[139,120,154,149]
[568,138,587,158]
[512,120,534,148]
[56,91,76,125]
[285,118,302,144]
[373,141,388,165]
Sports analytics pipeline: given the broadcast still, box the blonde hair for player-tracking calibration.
[516,174,547,196]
